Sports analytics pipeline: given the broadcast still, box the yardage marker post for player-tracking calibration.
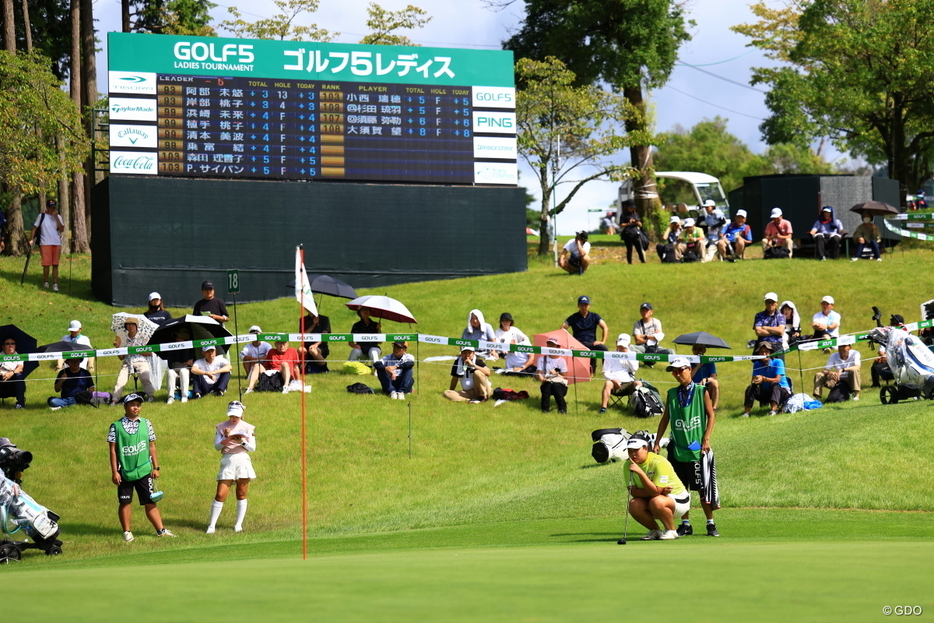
[228,269,241,397]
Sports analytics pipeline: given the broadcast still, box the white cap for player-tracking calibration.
[736,209,747,218]
[625,436,649,450]
[669,215,681,224]
[203,344,217,352]
[764,292,778,302]
[703,200,716,207]
[617,333,631,347]
[822,295,835,305]
[227,401,245,418]
[148,292,162,301]
[67,320,82,332]
[249,325,262,334]
[683,218,695,227]
[665,357,692,372]
[770,207,783,218]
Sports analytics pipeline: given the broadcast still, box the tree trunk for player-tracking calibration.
[71,0,90,253]
[537,164,553,256]
[1,0,14,52]
[2,0,24,255]
[57,135,71,251]
[19,0,30,51]
[623,84,662,237]
[121,0,130,32]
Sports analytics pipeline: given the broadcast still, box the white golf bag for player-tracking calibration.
[0,471,60,542]
[869,327,934,396]
[591,428,669,464]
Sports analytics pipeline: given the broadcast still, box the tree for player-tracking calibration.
[359,3,430,46]
[733,0,934,202]
[221,0,336,41]
[516,57,641,255]
[505,0,691,226]
[125,0,217,36]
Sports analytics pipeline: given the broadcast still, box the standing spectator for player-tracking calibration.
[48,357,94,409]
[619,202,646,264]
[268,340,300,393]
[535,336,569,413]
[560,295,609,373]
[56,320,93,372]
[462,309,497,359]
[241,326,272,394]
[811,295,841,352]
[753,292,785,354]
[741,342,792,417]
[630,303,675,360]
[717,209,752,261]
[165,331,194,405]
[598,334,640,414]
[701,200,727,262]
[494,313,535,376]
[851,215,882,262]
[144,292,172,326]
[193,281,229,324]
[191,345,232,398]
[558,231,592,274]
[0,337,26,409]
[813,343,862,402]
[348,307,382,365]
[298,312,331,374]
[690,345,720,411]
[762,207,794,258]
[29,199,65,291]
[206,401,256,534]
[374,341,415,399]
[107,393,175,541]
[655,357,720,537]
[110,317,156,405]
[656,216,684,262]
[601,212,616,236]
[443,346,492,403]
[809,206,845,260]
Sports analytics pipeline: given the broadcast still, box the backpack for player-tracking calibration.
[491,388,530,401]
[826,381,850,403]
[682,250,700,263]
[657,243,679,263]
[346,382,375,394]
[764,246,791,259]
[631,385,664,418]
[257,371,284,392]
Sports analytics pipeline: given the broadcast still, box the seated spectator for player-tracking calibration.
[241,326,272,394]
[598,333,641,414]
[630,303,676,361]
[871,345,894,387]
[268,341,300,393]
[851,215,882,262]
[110,317,156,405]
[144,292,172,326]
[753,292,785,356]
[298,312,331,374]
[164,330,194,405]
[811,296,841,352]
[536,337,569,413]
[560,295,609,373]
[809,206,845,261]
[618,202,646,264]
[56,319,93,372]
[656,216,684,262]
[349,307,382,365]
[701,200,727,262]
[191,345,232,398]
[679,218,705,263]
[690,345,719,410]
[741,342,792,417]
[374,341,415,399]
[558,231,591,274]
[717,209,752,261]
[462,309,497,359]
[494,312,535,376]
[762,207,794,258]
[813,343,862,402]
[193,280,229,324]
[49,357,94,409]
[443,346,492,403]
[0,337,26,409]
[779,300,802,350]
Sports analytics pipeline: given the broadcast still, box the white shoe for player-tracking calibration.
[42,281,49,289]
[494,399,507,407]
[281,386,290,394]
[641,529,661,541]
[50,406,62,411]
[52,283,59,292]
[233,525,243,533]
[851,257,859,262]
[206,526,215,534]
[659,529,680,540]
[876,257,883,262]
[123,531,134,542]
[181,396,188,403]
[852,395,860,401]
[157,528,176,537]
[243,388,253,395]
[166,397,174,405]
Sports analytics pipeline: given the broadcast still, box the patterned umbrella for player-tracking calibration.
[110,313,159,345]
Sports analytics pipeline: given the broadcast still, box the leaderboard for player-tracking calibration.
[108,33,517,186]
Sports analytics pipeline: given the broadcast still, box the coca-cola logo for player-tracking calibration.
[113,155,155,170]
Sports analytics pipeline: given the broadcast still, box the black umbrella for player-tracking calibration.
[285,274,357,299]
[850,201,899,216]
[0,325,39,377]
[672,331,731,349]
[148,314,233,357]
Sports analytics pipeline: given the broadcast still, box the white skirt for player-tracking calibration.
[217,452,256,481]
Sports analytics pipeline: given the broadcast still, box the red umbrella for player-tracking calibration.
[533,330,592,385]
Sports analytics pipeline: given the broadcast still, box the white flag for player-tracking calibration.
[295,246,318,316]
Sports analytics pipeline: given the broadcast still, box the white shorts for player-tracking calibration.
[217,453,256,481]
[671,492,691,521]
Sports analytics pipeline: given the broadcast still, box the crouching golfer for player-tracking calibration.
[206,401,256,533]
[107,393,175,541]
[623,432,690,541]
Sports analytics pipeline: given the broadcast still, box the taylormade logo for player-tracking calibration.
[112,103,155,115]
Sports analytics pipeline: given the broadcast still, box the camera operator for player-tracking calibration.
[0,437,32,484]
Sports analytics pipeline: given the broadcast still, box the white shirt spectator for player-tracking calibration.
[603,356,639,383]
[192,355,230,387]
[563,238,591,257]
[826,349,861,378]
[812,310,842,337]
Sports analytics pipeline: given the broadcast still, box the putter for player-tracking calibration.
[617,472,633,545]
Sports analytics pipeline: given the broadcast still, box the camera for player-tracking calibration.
[0,438,33,483]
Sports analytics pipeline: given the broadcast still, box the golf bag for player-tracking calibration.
[630,383,664,418]
[0,470,63,561]
[591,429,669,464]
[869,326,934,401]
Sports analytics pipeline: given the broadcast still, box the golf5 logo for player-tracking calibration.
[121,440,148,457]
[421,336,444,344]
[673,416,702,432]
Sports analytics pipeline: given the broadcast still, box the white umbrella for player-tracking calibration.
[345,295,417,324]
[111,313,160,344]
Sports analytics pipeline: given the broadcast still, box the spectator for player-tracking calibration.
[601,212,616,236]
[559,231,592,275]
[206,401,256,534]
[690,345,720,411]
[193,281,229,324]
[348,307,382,366]
[753,292,784,354]
[535,336,569,413]
[241,326,272,394]
[851,215,882,262]
[56,319,93,372]
[111,317,156,405]
[701,200,727,262]
[374,341,415,399]
[164,331,194,405]
[623,432,690,541]
[0,337,26,409]
[779,300,802,351]
[462,309,497,359]
[598,333,640,414]
[871,345,894,388]
[0,205,6,253]
[144,292,172,326]
[49,357,94,410]
[191,345,232,398]
[268,340,300,393]
[298,311,331,374]
[443,346,492,403]
[679,218,705,263]
[29,199,65,291]
[494,312,535,376]
[630,303,675,361]
[560,295,609,373]
[656,216,684,263]
[811,295,841,352]
[741,342,792,417]
[619,202,646,264]
[762,207,794,258]
[809,206,845,261]
[813,343,862,402]
[717,209,752,261]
